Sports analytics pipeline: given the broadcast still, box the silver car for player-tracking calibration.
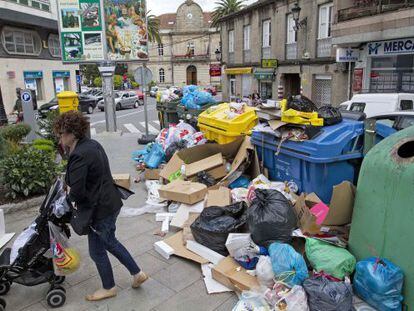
[98,91,140,111]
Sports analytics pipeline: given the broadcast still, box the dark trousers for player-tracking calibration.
[88,212,140,289]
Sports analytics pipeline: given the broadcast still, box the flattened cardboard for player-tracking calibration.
[163,231,209,264]
[184,153,224,177]
[112,174,130,189]
[323,181,355,226]
[205,187,231,207]
[170,201,204,228]
[160,153,183,180]
[268,120,287,131]
[207,164,227,180]
[158,181,207,205]
[293,194,321,235]
[211,257,260,292]
[145,169,161,180]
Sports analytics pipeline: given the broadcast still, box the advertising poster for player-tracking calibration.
[59,0,81,32]
[83,32,104,60]
[61,32,84,61]
[80,0,102,31]
[104,0,149,61]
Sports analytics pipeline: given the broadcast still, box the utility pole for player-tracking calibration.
[99,62,117,132]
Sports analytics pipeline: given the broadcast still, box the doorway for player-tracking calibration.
[284,74,301,97]
[187,65,197,85]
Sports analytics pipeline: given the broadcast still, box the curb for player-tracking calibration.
[1,196,45,215]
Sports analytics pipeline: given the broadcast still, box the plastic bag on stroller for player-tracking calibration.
[10,222,37,264]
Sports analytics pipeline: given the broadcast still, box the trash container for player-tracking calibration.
[177,102,218,130]
[251,119,364,202]
[57,91,79,114]
[198,103,258,144]
[163,99,180,128]
[349,125,414,310]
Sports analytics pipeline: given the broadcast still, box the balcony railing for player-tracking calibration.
[317,38,332,58]
[286,43,297,60]
[262,47,271,59]
[338,0,414,22]
[172,54,209,62]
[229,52,235,64]
[244,50,251,63]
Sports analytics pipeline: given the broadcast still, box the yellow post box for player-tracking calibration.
[57,91,79,114]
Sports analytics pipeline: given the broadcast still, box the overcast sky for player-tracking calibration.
[148,0,257,16]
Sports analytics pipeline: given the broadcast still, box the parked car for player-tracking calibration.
[86,90,103,104]
[204,86,217,96]
[339,93,414,117]
[97,91,140,111]
[150,86,160,97]
[38,95,97,117]
[133,90,144,101]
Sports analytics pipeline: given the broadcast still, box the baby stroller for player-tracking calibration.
[0,179,72,309]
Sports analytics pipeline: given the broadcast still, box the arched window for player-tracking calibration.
[159,68,165,83]
[48,34,61,57]
[1,26,41,56]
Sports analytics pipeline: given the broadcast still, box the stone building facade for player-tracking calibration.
[131,0,221,88]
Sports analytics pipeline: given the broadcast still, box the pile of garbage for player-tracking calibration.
[130,133,406,311]
[181,85,216,109]
[157,88,181,104]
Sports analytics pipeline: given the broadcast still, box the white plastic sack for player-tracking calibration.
[231,188,249,203]
[233,291,272,311]
[256,256,275,288]
[10,222,37,264]
[276,285,309,311]
[145,180,166,205]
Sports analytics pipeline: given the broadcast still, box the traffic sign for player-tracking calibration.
[134,67,153,87]
[76,75,82,84]
[21,91,32,103]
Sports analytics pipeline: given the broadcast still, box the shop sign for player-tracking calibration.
[24,71,43,79]
[368,38,414,56]
[53,71,71,78]
[210,64,222,77]
[261,59,278,68]
[254,69,275,81]
[224,67,253,75]
[353,68,363,93]
[336,48,359,62]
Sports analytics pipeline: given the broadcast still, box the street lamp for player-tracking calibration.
[215,48,222,62]
[291,2,307,31]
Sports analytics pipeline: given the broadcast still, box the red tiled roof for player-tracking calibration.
[157,12,213,29]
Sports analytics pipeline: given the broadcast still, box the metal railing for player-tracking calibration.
[286,43,297,60]
[317,38,332,58]
[228,52,235,64]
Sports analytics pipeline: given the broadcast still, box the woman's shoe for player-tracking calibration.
[132,271,148,288]
[85,287,117,301]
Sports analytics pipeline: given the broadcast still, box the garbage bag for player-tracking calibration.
[196,171,216,187]
[303,275,353,311]
[354,257,404,311]
[275,285,309,311]
[268,242,309,287]
[305,238,356,280]
[233,291,272,311]
[191,202,248,256]
[165,140,186,162]
[256,256,275,288]
[144,143,165,169]
[318,106,342,126]
[287,95,318,112]
[247,189,297,247]
[229,176,251,189]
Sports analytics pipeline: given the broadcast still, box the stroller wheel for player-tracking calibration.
[46,289,66,308]
[54,276,66,285]
[0,282,11,295]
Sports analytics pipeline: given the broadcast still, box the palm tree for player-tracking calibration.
[146,11,161,44]
[212,0,246,27]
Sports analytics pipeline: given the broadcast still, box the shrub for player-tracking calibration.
[131,81,139,89]
[0,124,31,144]
[114,75,123,89]
[0,146,59,199]
[33,139,56,154]
[0,136,9,158]
[36,111,60,147]
[94,77,102,87]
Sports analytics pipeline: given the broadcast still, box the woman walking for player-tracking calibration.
[54,111,148,301]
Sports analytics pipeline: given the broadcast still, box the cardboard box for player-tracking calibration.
[212,257,260,292]
[293,181,356,234]
[205,187,231,207]
[184,153,224,177]
[163,231,209,264]
[159,180,207,205]
[145,168,161,180]
[112,174,130,189]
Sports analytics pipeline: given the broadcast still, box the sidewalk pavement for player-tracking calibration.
[5,132,238,311]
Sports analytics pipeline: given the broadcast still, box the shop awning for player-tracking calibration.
[225,67,253,75]
[254,69,275,80]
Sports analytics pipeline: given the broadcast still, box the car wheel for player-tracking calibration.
[116,103,121,111]
[100,108,104,112]
[87,105,94,114]
[134,101,139,108]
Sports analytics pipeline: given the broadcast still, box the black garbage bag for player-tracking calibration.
[318,106,343,126]
[287,95,318,112]
[165,140,187,162]
[197,171,216,187]
[303,275,353,311]
[247,189,297,247]
[191,202,247,256]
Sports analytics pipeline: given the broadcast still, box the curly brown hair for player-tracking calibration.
[53,111,89,139]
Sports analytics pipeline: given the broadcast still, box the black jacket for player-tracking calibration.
[65,137,122,221]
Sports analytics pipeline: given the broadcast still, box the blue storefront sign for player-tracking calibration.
[23,71,43,79]
[53,71,70,78]
[368,38,414,56]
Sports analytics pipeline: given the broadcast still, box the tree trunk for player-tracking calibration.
[0,87,8,126]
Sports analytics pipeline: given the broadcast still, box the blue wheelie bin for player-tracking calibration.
[251,119,365,203]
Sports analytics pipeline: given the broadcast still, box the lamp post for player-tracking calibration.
[291,2,307,31]
[215,48,222,62]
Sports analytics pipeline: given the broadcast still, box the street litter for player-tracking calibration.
[201,264,233,294]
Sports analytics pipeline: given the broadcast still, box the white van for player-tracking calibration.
[339,93,414,118]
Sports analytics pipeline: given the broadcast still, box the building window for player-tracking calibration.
[158,43,164,56]
[286,14,297,44]
[187,42,195,56]
[31,0,40,8]
[229,75,236,98]
[243,25,250,51]
[159,68,165,83]
[262,20,271,48]
[48,34,61,58]
[229,30,234,53]
[318,3,333,39]
[1,27,41,56]
[24,72,44,100]
[41,3,49,11]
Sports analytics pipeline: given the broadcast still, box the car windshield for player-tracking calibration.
[114,93,120,98]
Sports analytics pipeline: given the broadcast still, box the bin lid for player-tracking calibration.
[198,103,257,129]
[57,91,78,99]
[251,119,365,159]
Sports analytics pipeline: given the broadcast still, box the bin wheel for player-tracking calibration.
[134,101,139,108]
[100,108,104,112]
[54,276,65,285]
[0,298,6,311]
[47,289,66,308]
[0,282,11,295]
[116,103,121,111]
[87,105,94,114]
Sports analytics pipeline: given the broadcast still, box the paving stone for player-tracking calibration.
[19,302,48,311]
[153,279,233,311]
[5,282,49,311]
[213,295,239,311]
